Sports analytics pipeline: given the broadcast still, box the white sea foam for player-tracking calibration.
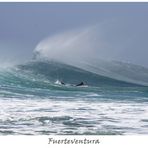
[0,96,148,135]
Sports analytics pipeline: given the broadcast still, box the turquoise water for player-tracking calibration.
[0,60,148,135]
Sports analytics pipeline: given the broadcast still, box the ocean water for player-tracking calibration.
[0,60,148,135]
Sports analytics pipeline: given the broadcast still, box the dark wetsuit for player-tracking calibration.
[76,82,84,86]
[60,81,65,85]
[60,81,85,86]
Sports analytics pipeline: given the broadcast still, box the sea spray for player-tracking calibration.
[33,25,148,86]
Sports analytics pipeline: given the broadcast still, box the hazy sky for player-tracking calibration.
[0,3,148,67]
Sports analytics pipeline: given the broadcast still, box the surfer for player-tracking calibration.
[58,81,85,87]
[60,81,65,85]
[76,82,85,86]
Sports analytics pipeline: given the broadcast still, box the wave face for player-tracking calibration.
[0,60,141,99]
[1,59,148,90]
[1,59,148,102]
[1,60,148,135]
[17,60,144,87]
